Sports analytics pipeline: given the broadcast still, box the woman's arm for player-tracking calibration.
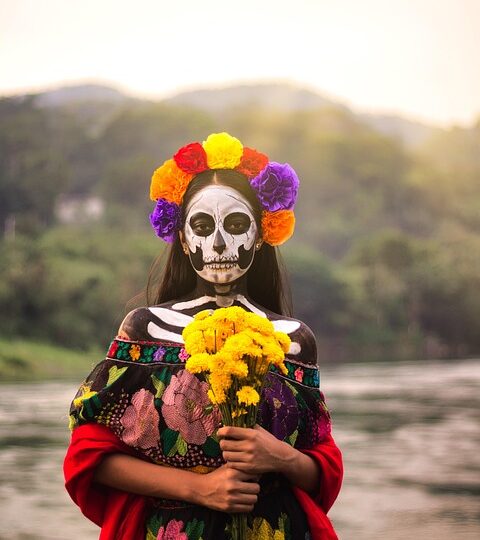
[218,425,321,494]
[93,453,260,513]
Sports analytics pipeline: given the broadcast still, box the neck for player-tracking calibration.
[192,276,248,307]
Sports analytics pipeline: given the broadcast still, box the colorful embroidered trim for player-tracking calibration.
[107,339,188,364]
[149,132,298,246]
[106,338,320,389]
[272,360,320,388]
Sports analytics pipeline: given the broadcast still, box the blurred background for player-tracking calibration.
[0,1,479,538]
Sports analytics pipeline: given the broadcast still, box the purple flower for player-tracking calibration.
[149,199,182,243]
[259,373,299,440]
[250,162,299,212]
[153,346,166,361]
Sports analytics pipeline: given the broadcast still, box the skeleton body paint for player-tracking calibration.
[183,186,258,285]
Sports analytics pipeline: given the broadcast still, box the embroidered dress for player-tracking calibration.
[65,306,341,540]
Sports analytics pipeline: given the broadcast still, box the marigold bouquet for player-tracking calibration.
[182,306,290,539]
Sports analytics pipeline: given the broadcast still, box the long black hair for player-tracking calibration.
[147,169,292,316]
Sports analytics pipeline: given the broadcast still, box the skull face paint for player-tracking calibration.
[183,186,258,284]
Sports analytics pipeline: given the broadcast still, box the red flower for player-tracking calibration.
[236,147,269,178]
[173,142,208,174]
[294,367,304,383]
[107,341,119,358]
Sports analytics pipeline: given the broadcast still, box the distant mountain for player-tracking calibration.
[162,82,345,113]
[35,83,130,107]
[26,81,441,147]
[359,113,438,148]
[163,83,440,147]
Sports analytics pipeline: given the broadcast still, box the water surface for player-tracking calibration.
[0,359,478,539]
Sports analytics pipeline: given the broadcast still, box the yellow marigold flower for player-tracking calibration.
[237,385,260,406]
[129,344,141,361]
[222,332,253,355]
[202,132,243,169]
[184,330,207,355]
[194,309,213,321]
[150,158,194,204]
[207,389,218,405]
[244,312,274,335]
[274,331,291,354]
[223,357,249,378]
[209,370,231,398]
[208,380,226,405]
[185,353,210,374]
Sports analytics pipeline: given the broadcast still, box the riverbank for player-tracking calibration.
[0,338,102,381]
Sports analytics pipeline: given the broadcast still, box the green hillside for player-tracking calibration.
[1,83,479,369]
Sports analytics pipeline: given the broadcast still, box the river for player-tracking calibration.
[0,359,478,539]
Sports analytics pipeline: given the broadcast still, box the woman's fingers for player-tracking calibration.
[217,426,252,440]
[223,451,250,464]
[229,468,259,483]
[219,438,248,451]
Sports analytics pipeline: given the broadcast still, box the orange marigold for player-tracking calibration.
[261,210,295,246]
[150,159,194,204]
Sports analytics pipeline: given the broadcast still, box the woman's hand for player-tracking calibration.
[218,424,322,494]
[198,464,260,513]
[218,424,294,475]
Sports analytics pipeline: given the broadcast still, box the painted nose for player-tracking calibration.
[213,230,226,254]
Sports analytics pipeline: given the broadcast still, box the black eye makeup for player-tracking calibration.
[189,212,215,236]
[223,212,251,235]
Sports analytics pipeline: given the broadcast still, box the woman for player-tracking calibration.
[64,133,343,540]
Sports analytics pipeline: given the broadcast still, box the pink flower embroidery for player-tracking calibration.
[120,388,160,449]
[178,347,189,361]
[162,369,220,445]
[157,519,188,540]
[294,368,304,383]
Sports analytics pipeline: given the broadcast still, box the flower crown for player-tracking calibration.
[149,132,299,246]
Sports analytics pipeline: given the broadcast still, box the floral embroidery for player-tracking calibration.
[154,346,166,361]
[157,519,188,540]
[73,384,97,409]
[259,374,299,440]
[161,369,220,445]
[146,516,205,540]
[294,367,304,383]
[107,340,119,357]
[129,344,141,361]
[247,516,285,540]
[178,347,189,361]
[120,388,160,449]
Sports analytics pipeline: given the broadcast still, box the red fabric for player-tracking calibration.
[64,424,342,540]
[63,423,147,540]
[293,434,344,540]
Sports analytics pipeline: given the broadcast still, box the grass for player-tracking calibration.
[0,337,103,381]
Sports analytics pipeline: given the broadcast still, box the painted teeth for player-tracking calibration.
[205,263,237,269]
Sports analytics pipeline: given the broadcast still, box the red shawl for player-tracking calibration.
[64,424,342,540]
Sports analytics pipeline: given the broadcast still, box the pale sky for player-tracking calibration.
[1,0,479,126]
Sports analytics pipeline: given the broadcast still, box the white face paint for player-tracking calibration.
[183,186,258,284]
